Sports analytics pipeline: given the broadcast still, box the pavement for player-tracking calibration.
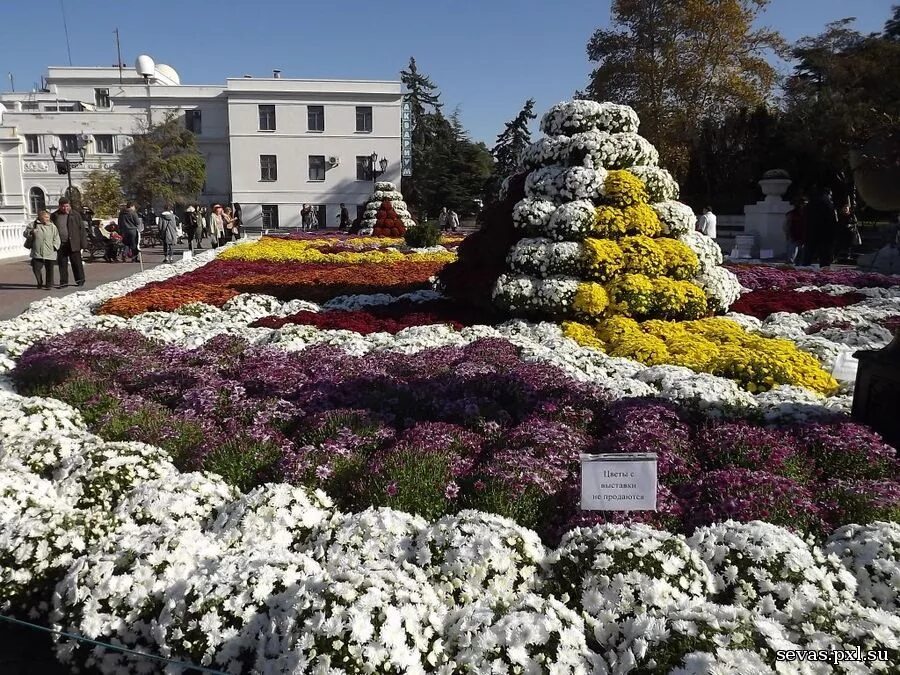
[0,246,189,321]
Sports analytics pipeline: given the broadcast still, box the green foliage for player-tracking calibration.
[359,451,459,521]
[485,99,536,204]
[400,59,492,217]
[117,111,206,206]
[583,0,786,180]
[82,169,124,218]
[201,437,281,493]
[404,221,441,248]
[463,482,548,533]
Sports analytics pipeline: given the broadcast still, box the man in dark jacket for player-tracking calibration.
[117,202,142,262]
[50,198,87,287]
[803,187,838,267]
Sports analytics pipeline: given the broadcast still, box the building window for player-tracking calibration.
[29,187,46,214]
[185,109,202,134]
[21,102,38,111]
[261,205,279,229]
[356,106,373,133]
[260,155,278,181]
[356,156,373,181]
[258,105,276,131]
[60,135,80,153]
[94,88,110,108]
[307,105,325,132]
[308,155,326,181]
[25,134,41,154]
[94,135,115,154]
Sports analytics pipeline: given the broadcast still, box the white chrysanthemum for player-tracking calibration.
[250,566,449,674]
[55,441,177,513]
[688,521,858,623]
[630,166,680,202]
[301,506,426,569]
[512,197,558,233]
[521,135,571,169]
[209,482,334,555]
[826,522,900,612]
[415,510,546,607]
[605,604,801,675]
[540,100,640,136]
[525,165,605,203]
[545,523,712,632]
[654,201,697,237]
[496,274,581,317]
[507,238,583,277]
[546,200,598,242]
[695,266,742,313]
[443,594,598,674]
[113,471,237,530]
[680,230,723,273]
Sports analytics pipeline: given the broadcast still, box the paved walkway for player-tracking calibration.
[0,248,179,321]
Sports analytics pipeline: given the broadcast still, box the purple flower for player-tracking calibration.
[444,481,460,500]
[386,481,399,497]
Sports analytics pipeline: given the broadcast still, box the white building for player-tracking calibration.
[0,63,402,229]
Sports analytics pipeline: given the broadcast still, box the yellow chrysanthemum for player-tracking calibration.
[603,170,649,207]
[620,235,666,277]
[593,206,627,238]
[654,237,701,280]
[595,315,643,344]
[573,282,610,317]
[581,238,625,281]
[609,273,656,317]
[561,321,605,350]
[220,237,455,264]
[608,332,670,366]
[622,203,663,237]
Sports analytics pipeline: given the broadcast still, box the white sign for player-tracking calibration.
[581,453,657,511]
[831,350,859,383]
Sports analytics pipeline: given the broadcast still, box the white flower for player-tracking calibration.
[630,166,680,202]
[540,100,640,136]
[826,522,900,613]
[654,201,697,237]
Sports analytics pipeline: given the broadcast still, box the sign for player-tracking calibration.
[401,101,413,177]
[581,453,657,511]
[831,350,859,384]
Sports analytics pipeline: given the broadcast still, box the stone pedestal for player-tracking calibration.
[743,177,792,259]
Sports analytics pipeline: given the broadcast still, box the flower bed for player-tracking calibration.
[728,263,900,291]
[730,288,867,320]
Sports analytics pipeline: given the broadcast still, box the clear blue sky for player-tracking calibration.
[0,0,894,144]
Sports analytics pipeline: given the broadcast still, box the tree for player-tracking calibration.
[582,0,785,179]
[117,111,206,207]
[81,168,124,217]
[885,5,900,41]
[485,99,536,203]
[781,16,900,198]
[400,57,443,145]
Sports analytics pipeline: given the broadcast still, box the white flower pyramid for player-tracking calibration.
[361,181,417,235]
[492,100,742,321]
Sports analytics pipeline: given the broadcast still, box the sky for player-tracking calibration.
[0,0,895,144]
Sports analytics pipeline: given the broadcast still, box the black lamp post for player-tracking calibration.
[369,152,389,184]
[50,134,88,205]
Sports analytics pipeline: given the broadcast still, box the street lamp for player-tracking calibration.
[50,133,89,206]
[369,152,389,184]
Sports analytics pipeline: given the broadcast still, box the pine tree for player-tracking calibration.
[400,57,442,145]
[885,4,900,41]
[492,99,536,177]
[485,99,536,203]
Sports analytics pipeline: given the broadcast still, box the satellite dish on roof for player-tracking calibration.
[155,64,180,85]
[135,55,155,78]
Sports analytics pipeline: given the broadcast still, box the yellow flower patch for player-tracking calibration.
[220,237,456,264]
[573,282,610,317]
[620,235,665,277]
[563,316,839,396]
[653,238,700,280]
[593,206,628,238]
[622,203,663,237]
[603,170,649,207]
[581,238,625,281]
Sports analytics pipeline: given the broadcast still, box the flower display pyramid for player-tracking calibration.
[492,99,742,323]
[362,181,416,236]
[443,100,838,396]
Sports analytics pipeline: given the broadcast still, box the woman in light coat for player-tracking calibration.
[208,205,225,248]
[158,204,179,263]
[24,209,61,289]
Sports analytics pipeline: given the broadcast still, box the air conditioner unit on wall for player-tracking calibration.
[328,156,340,167]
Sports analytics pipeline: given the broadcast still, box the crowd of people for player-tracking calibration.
[783,187,862,267]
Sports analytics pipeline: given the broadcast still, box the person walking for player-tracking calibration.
[233,203,243,239]
[696,206,717,240]
[448,209,460,232]
[117,202,142,262]
[784,196,807,265]
[159,204,178,263]
[223,206,236,242]
[339,203,350,230]
[24,209,60,289]
[208,204,225,247]
[184,206,199,253]
[300,204,311,231]
[50,197,87,287]
[803,186,838,267]
[196,205,207,249]
[438,207,449,231]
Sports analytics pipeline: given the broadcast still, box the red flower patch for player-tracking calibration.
[730,289,865,320]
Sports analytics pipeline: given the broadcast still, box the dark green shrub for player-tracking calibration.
[404,222,441,248]
[201,437,282,492]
